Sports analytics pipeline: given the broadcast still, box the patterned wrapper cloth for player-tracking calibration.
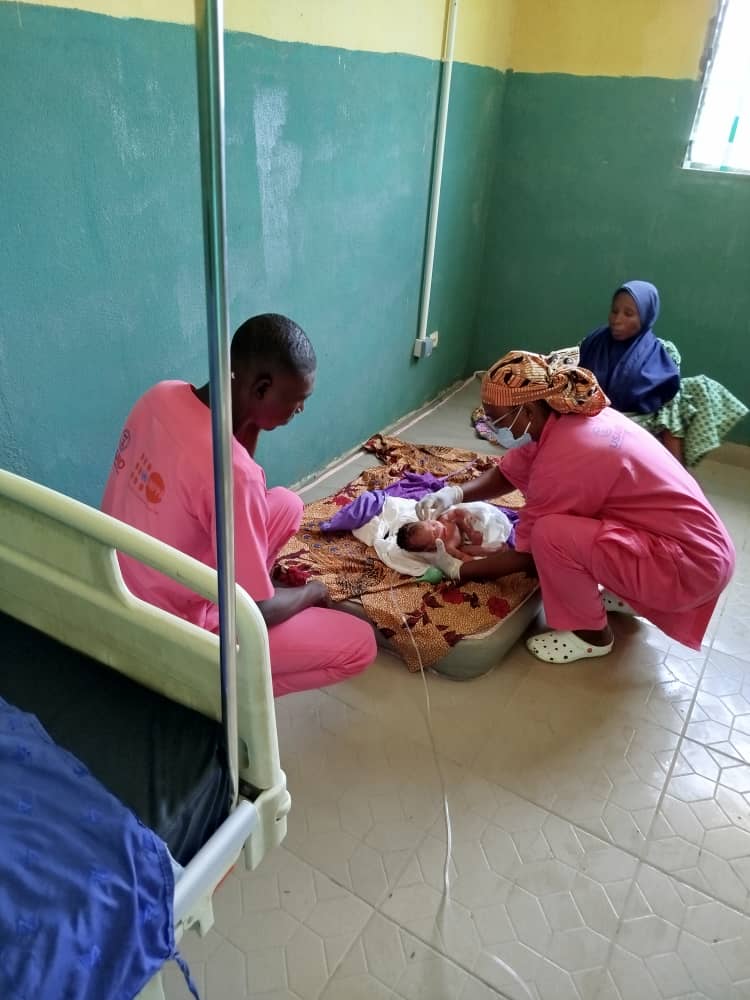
[481,350,610,416]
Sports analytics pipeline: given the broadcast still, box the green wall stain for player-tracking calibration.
[476,72,750,442]
[0,3,503,504]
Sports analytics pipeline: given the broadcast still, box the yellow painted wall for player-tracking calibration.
[510,0,717,79]
[14,0,514,70]
[13,0,716,78]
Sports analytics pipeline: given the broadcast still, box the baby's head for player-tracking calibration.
[397,519,444,552]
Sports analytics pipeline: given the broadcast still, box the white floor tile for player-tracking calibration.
[380,779,638,1000]
[165,848,372,1000]
[321,913,516,1000]
[276,688,446,904]
[644,739,750,913]
[684,649,750,765]
[468,668,682,854]
[323,650,531,766]
[601,865,750,999]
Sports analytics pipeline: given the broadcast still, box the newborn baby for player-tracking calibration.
[396,503,511,563]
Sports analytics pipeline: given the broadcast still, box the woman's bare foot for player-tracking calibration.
[573,625,614,647]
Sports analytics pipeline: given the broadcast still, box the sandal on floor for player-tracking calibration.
[600,589,636,615]
[526,629,614,663]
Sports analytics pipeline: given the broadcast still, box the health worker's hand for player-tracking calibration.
[416,539,462,581]
[414,485,463,521]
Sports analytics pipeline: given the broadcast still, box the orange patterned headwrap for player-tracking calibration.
[481,350,610,416]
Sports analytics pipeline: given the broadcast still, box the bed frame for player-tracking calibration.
[0,468,290,999]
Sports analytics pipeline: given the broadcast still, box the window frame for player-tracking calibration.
[683,0,750,177]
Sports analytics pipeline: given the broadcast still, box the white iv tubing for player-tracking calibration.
[388,585,534,1000]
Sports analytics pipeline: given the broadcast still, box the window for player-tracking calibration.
[684,0,750,174]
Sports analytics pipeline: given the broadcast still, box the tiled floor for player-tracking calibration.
[164,382,750,1000]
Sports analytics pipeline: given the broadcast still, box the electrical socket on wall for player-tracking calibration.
[413,331,439,359]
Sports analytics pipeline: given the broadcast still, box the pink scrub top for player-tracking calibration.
[102,381,274,630]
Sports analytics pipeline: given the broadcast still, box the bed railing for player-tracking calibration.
[0,468,289,867]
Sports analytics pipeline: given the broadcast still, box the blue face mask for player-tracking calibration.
[491,405,533,450]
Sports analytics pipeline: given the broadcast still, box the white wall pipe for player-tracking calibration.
[415,0,459,355]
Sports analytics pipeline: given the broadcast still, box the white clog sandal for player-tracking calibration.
[526,630,614,664]
[600,589,636,615]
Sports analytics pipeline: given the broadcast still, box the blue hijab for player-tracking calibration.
[579,280,680,414]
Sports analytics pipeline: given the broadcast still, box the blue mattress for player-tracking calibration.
[0,611,230,865]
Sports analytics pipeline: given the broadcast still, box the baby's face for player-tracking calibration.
[409,519,447,550]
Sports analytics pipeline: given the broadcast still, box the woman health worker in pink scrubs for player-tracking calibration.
[416,351,735,663]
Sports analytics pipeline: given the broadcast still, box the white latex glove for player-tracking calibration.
[415,484,463,521]
[417,539,462,581]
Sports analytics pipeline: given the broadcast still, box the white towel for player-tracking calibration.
[454,502,513,549]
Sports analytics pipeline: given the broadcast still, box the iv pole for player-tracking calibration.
[194,0,239,809]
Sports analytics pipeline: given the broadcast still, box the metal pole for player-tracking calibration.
[194,0,239,809]
[415,0,459,352]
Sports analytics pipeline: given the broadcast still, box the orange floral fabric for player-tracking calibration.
[274,436,537,671]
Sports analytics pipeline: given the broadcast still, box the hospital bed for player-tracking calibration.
[0,468,290,998]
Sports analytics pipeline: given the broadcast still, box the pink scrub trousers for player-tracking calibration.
[264,487,377,696]
[529,513,733,649]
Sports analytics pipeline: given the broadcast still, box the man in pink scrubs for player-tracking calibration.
[416,350,735,663]
[103,313,377,695]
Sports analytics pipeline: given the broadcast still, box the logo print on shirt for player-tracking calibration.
[130,452,166,505]
[145,472,165,504]
[112,427,131,473]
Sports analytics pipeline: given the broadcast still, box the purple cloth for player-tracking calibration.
[320,472,520,548]
[505,512,518,548]
[320,473,445,532]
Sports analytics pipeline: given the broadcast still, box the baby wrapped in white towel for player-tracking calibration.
[353,499,513,578]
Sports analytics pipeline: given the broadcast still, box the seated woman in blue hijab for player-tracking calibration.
[578,280,748,466]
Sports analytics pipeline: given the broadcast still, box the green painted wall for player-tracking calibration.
[3,4,748,507]
[475,72,750,442]
[0,3,504,504]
